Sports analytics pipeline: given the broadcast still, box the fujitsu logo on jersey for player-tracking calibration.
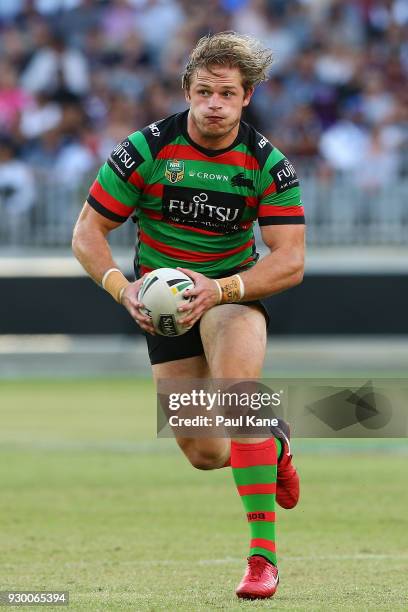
[270,157,299,194]
[277,159,296,182]
[108,138,144,182]
[111,142,136,169]
[169,192,239,222]
[163,186,246,234]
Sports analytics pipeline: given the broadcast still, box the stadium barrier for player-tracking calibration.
[1,273,408,335]
[0,170,408,248]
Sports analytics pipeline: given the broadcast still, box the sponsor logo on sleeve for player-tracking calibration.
[149,122,160,137]
[165,159,185,184]
[269,158,299,194]
[258,136,269,149]
[108,138,144,182]
[162,186,246,234]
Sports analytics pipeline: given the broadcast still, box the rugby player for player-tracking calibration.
[72,32,305,599]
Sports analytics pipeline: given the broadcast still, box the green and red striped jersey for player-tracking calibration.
[87,110,304,277]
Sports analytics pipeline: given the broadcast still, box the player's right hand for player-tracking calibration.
[121,276,156,335]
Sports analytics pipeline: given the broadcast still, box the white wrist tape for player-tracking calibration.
[101,267,130,303]
[236,274,245,300]
[215,273,245,304]
[101,267,122,289]
[118,286,127,304]
[213,280,223,304]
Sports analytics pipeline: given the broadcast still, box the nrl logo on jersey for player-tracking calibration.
[165,159,185,183]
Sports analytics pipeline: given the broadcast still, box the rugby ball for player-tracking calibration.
[138,268,194,336]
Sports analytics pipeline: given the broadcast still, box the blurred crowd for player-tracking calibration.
[0,0,407,226]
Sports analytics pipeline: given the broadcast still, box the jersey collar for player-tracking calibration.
[181,109,243,157]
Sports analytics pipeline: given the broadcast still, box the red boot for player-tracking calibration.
[271,420,300,509]
[236,555,279,599]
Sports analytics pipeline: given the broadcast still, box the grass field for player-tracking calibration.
[1,378,407,611]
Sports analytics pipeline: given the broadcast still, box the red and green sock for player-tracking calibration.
[230,438,281,565]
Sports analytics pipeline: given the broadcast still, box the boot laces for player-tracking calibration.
[247,556,267,581]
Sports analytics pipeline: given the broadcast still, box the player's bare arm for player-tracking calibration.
[72,202,155,334]
[240,224,305,297]
[177,224,304,326]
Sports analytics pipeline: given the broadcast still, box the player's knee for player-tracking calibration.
[189,448,224,470]
[177,438,226,470]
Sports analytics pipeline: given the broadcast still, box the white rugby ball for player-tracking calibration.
[138,268,194,336]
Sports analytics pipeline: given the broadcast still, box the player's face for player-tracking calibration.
[186,66,253,146]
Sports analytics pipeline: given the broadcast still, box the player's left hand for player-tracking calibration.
[176,267,220,327]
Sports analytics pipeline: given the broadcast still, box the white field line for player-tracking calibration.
[197,554,408,563]
[2,555,408,570]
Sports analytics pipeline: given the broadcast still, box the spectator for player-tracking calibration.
[0,0,404,180]
[251,76,296,133]
[20,91,62,139]
[319,112,369,174]
[231,0,269,40]
[97,94,144,159]
[359,70,396,124]
[101,0,139,45]
[0,26,30,71]
[271,104,322,161]
[0,62,32,133]
[135,0,185,55]
[0,0,406,248]
[0,0,24,21]
[314,43,358,86]
[34,0,82,15]
[0,135,36,243]
[355,124,400,192]
[53,138,96,186]
[20,31,89,96]
[23,126,63,172]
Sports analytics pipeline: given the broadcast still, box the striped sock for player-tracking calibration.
[231,438,281,565]
[222,436,283,468]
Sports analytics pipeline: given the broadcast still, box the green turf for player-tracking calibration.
[1,379,407,610]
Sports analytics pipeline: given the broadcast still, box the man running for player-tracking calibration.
[72,32,305,599]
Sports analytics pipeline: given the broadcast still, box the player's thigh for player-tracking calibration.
[152,355,229,467]
[200,304,270,445]
[151,354,209,382]
[200,303,267,378]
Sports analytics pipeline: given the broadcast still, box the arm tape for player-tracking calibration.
[101,268,130,303]
[215,274,245,304]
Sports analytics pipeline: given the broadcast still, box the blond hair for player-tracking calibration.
[182,32,273,92]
